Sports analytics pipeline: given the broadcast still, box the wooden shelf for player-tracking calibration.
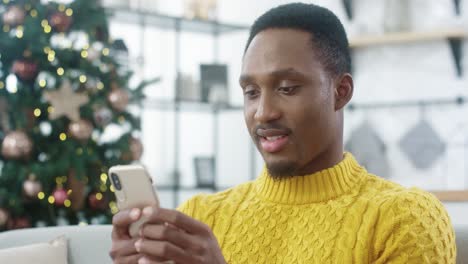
[349,29,467,48]
[342,0,462,20]
[349,29,466,77]
[430,190,468,202]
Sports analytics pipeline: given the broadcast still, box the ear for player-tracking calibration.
[334,73,353,111]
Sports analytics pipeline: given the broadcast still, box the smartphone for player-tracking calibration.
[108,164,160,237]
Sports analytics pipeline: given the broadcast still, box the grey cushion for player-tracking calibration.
[0,225,112,264]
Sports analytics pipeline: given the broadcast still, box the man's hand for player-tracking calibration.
[109,208,144,264]
[134,206,226,264]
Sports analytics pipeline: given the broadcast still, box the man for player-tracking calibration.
[110,3,456,263]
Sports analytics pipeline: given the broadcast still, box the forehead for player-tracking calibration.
[241,28,320,75]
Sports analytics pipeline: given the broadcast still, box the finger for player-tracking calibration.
[143,207,208,234]
[113,254,142,264]
[140,224,200,252]
[112,208,142,239]
[135,239,192,263]
[109,238,139,258]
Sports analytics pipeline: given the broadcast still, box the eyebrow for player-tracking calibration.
[239,68,306,86]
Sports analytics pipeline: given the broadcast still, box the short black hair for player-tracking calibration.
[245,3,351,77]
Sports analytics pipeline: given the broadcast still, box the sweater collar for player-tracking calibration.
[254,153,365,204]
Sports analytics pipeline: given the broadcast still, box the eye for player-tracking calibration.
[278,85,299,94]
[243,85,259,99]
[244,89,259,99]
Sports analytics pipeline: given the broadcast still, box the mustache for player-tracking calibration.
[254,123,292,136]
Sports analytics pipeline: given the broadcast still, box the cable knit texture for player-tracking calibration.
[177,153,456,263]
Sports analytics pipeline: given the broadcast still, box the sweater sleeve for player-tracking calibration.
[176,195,198,217]
[372,189,456,264]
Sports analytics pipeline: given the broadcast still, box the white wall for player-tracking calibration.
[108,0,468,222]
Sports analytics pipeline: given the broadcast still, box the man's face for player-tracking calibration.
[240,29,339,178]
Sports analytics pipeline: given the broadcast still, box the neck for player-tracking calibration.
[255,152,365,204]
[294,144,344,177]
[294,117,344,175]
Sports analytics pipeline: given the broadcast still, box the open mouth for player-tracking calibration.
[264,135,286,141]
[259,134,289,153]
[255,126,292,153]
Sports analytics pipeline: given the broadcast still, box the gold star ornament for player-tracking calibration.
[44,79,89,122]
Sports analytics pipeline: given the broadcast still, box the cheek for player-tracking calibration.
[243,107,255,133]
[292,105,330,147]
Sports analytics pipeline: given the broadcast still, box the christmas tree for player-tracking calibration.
[0,0,151,230]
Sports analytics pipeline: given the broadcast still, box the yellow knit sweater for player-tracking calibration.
[177,153,456,263]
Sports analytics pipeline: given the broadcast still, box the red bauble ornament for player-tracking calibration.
[88,192,107,210]
[12,217,31,229]
[68,119,94,141]
[23,174,43,198]
[49,12,72,32]
[107,86,129,112]
[12,60,39,81]
[53,187,68,206]
[1,131,33,160]
[2,6,25,27]
[121,137,143,161]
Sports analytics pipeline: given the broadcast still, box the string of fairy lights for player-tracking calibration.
[0,0,146,228]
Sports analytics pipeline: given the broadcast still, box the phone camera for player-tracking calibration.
[111,173,122,190]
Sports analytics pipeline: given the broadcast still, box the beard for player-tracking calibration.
[266,160,300,180]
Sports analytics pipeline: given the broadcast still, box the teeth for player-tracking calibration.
[266,136,284,141]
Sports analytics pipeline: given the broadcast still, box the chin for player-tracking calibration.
[265,159,298,179]
[256,142,299,178]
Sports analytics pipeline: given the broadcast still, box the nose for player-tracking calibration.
[254,93,281,123]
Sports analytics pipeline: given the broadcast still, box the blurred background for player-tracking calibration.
[0,0,467,230]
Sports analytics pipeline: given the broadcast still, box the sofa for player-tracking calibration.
[0,225,113,264]
[0,224,467,263]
